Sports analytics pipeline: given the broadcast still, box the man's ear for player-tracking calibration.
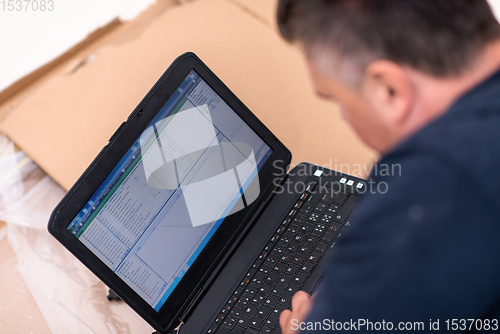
[361,60,414,126]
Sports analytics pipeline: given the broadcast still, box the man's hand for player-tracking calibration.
[279,291,314,334]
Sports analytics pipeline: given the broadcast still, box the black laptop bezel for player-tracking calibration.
[48,52,291,333]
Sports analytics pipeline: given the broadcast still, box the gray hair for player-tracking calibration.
[278,0,500,85]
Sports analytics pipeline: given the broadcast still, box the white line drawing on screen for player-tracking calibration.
[140,104,260,227]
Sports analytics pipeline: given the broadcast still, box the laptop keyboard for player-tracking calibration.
[206,182,358,334]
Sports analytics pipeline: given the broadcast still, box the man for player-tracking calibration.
[276,1,500,333]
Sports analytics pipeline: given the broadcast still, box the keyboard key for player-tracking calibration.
[299,192,310,201]
[252,293,266,305]
[263,242,274,253]
[244,305,258,317]
[286,283,301,295]
[264,294,279,307]
[321,214,333,223]
[238,295,252,307]
[258,264,272,276]
[257,305,272,318]
[307,192,322,205]
[335,195,358,222]
[259,328,274,334]
[251,260,263,270]
[299,204,313,215]
[266,271,280,285]
[286,224,300,234]
[287,241,301,253]
[234,286,245,297]
[279,252,293,264]
[239,277,251,288]
[299,244,312,254]
[265,316,280,329]
[259,283,273,295]
[230,306,244,317]
[306,233,321,245]
[292,214,307,224]
[300,262,314,273]
[314,224,327,235]
[293,272,309,285]
[266,252,279,264]
[244,328,259,334]
[220,303,233,315]
[271,304,287,316]
[270,233,281,244]
[280,233,294,244]
[249,318,265,330]
[231,327,245,334]
[208,323,219,333]
[299,222,315,233]
[245,269,257,279]
[272,262,287,273]
[271,284,286,296]
[215,314,226,324]
[308,213,321,223]
[314,202,329,213]
[327,204,340,214]
[251,274,265,286]
[320,189,348,205]
[314,242,328,253]
[227,295,239,305]
[321,232,336,244]
[285,263,300,275]
[293,232,307,243]
[278,274,293,286]
[329,223,342,233]
[238,315,252,328]
[244,285,258,296]
[275,225,287,236]
[279,293,293,306]
[216,327,231,334]
[307,252,321,264]
[306,182,318,193]
[222,316,237,328]
[292,253,306,265]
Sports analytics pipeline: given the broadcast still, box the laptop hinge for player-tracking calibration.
[178,175,288,323]
[180,287,203,322]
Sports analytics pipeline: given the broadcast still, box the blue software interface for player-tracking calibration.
[67,71,273,311]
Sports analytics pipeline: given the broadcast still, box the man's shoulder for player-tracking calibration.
[383,100,500,210]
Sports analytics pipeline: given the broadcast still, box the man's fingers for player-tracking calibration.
[291,291,312,313]
[279,291,314,333]
[279,309,292,329]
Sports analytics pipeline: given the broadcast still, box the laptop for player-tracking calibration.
[48,53,365,334]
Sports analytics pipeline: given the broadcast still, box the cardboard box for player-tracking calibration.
[0,0,375,192]
[232,0,279,28]
[0,1,376,332]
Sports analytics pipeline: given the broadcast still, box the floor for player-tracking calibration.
[0,224,52,334]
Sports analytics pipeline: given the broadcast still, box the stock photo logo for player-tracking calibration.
[140,104,260,227]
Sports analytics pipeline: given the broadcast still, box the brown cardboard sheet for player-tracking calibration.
[0,0,375,191]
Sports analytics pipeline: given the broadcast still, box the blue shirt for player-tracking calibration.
[305,69,500,333]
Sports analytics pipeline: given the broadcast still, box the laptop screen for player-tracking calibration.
[67,70,273,311]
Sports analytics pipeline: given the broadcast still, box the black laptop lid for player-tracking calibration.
[48,53,291,333]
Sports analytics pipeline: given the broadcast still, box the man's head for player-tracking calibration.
[277,0,500,153]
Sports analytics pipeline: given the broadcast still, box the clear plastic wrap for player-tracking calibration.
[0,135,153,334]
